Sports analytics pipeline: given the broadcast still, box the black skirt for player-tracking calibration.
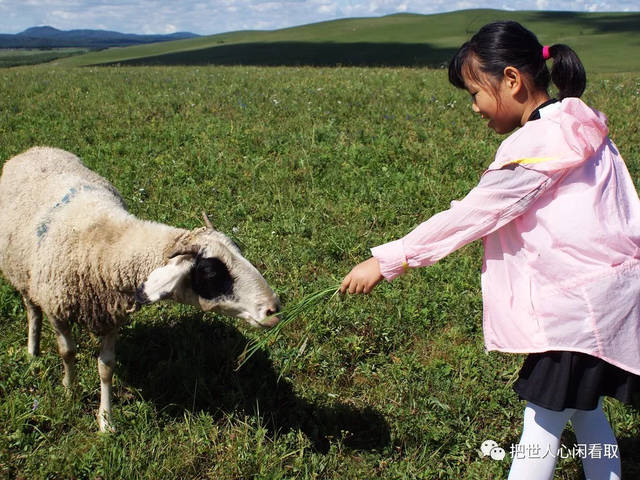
[513,350,640,411]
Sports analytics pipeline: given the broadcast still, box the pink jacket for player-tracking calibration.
[372,98,640,375]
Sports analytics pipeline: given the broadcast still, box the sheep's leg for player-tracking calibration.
[97,330,118,433]
[23,296,42,357]
[50,319,77,389]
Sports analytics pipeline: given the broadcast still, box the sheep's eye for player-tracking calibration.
[191,256,233,299]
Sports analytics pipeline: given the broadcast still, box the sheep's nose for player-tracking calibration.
[268,297,281,316]
[257,302,280,328]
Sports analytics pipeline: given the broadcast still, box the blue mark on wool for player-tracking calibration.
[36,184,97,242]
[36,222,49,238]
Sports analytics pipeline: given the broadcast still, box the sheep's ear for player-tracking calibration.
[135,256,193,304]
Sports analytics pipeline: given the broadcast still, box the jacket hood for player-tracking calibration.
[486,98,609,173]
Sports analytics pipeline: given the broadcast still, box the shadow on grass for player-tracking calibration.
[116,314,390,453]
[618,436,640,478]
[102,42,458,68]
[531,11,640,35]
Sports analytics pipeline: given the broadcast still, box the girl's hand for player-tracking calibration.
[340,257,384,294]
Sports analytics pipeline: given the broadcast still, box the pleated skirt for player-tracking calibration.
[513,350,640,411]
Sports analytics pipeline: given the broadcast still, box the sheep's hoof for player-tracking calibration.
[61,371,77,391]
[98,412,115,433]
[27,347,40,357]
[62,382,79,399]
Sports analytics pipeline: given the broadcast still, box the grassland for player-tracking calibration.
[51,10,640,73]
[0,64,639,479]
[0,48,89,68]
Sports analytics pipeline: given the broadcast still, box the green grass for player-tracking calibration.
[0,48,89,68]
[51,10,640,73]
[0,65,639,479]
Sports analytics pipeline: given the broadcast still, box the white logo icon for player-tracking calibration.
[490,446,506,460]
[480,440,506,461]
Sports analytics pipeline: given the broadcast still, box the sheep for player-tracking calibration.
[0,146,281,432]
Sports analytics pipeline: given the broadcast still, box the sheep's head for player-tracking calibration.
[135,214,280,328]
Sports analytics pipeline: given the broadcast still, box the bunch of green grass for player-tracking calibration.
[236,283,341,371]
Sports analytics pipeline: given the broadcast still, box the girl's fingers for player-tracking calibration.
[342,257,383,295]
[341,277,359,295]
[351,281,369,295]
[339,274,352,294]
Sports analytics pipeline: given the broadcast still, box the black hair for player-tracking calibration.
[448,21,586,100]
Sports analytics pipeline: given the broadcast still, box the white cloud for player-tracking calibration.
[455,1,476,9]
[317,5,335,14]
[250,2,284,13]
[163,23,177,33]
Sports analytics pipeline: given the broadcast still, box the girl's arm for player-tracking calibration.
[341,166,560,293]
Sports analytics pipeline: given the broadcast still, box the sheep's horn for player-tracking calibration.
[168,244,201,259]
[202,211,214,230]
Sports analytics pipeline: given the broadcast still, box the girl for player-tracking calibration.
[340,21,640,480]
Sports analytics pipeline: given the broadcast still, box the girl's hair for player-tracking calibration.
[448,21,586,99]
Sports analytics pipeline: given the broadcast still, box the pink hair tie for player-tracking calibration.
[542,45,551,60]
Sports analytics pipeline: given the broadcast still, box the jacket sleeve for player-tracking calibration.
[371,166,561,280]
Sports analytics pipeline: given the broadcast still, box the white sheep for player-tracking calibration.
[0,146,280,432]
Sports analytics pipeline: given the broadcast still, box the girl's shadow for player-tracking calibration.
[116,314,390,453]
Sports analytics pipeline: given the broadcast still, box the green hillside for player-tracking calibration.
[53,9,640,72]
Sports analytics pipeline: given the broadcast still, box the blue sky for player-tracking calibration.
[0,0,637,35]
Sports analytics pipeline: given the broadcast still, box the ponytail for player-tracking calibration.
[548,44,586,99]
[449,22,587,100]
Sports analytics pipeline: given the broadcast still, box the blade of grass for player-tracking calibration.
[236,283,341,371]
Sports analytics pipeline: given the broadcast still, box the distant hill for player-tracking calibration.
[49,10,640,72]
[0,26,200,49]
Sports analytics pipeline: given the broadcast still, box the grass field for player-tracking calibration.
[51,10,640,73]
[0,64,639,479]
[0,48,89,68]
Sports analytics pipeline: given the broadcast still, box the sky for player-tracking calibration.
[0,0,637,35]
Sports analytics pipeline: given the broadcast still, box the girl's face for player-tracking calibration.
[463,67,523,135]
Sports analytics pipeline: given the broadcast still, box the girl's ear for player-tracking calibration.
[503,66,522,94]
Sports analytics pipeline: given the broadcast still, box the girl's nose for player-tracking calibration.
[472,103,480,113]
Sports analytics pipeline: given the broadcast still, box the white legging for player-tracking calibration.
[508,398,621,480]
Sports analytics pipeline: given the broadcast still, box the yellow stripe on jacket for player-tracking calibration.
[504,157,556,166]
